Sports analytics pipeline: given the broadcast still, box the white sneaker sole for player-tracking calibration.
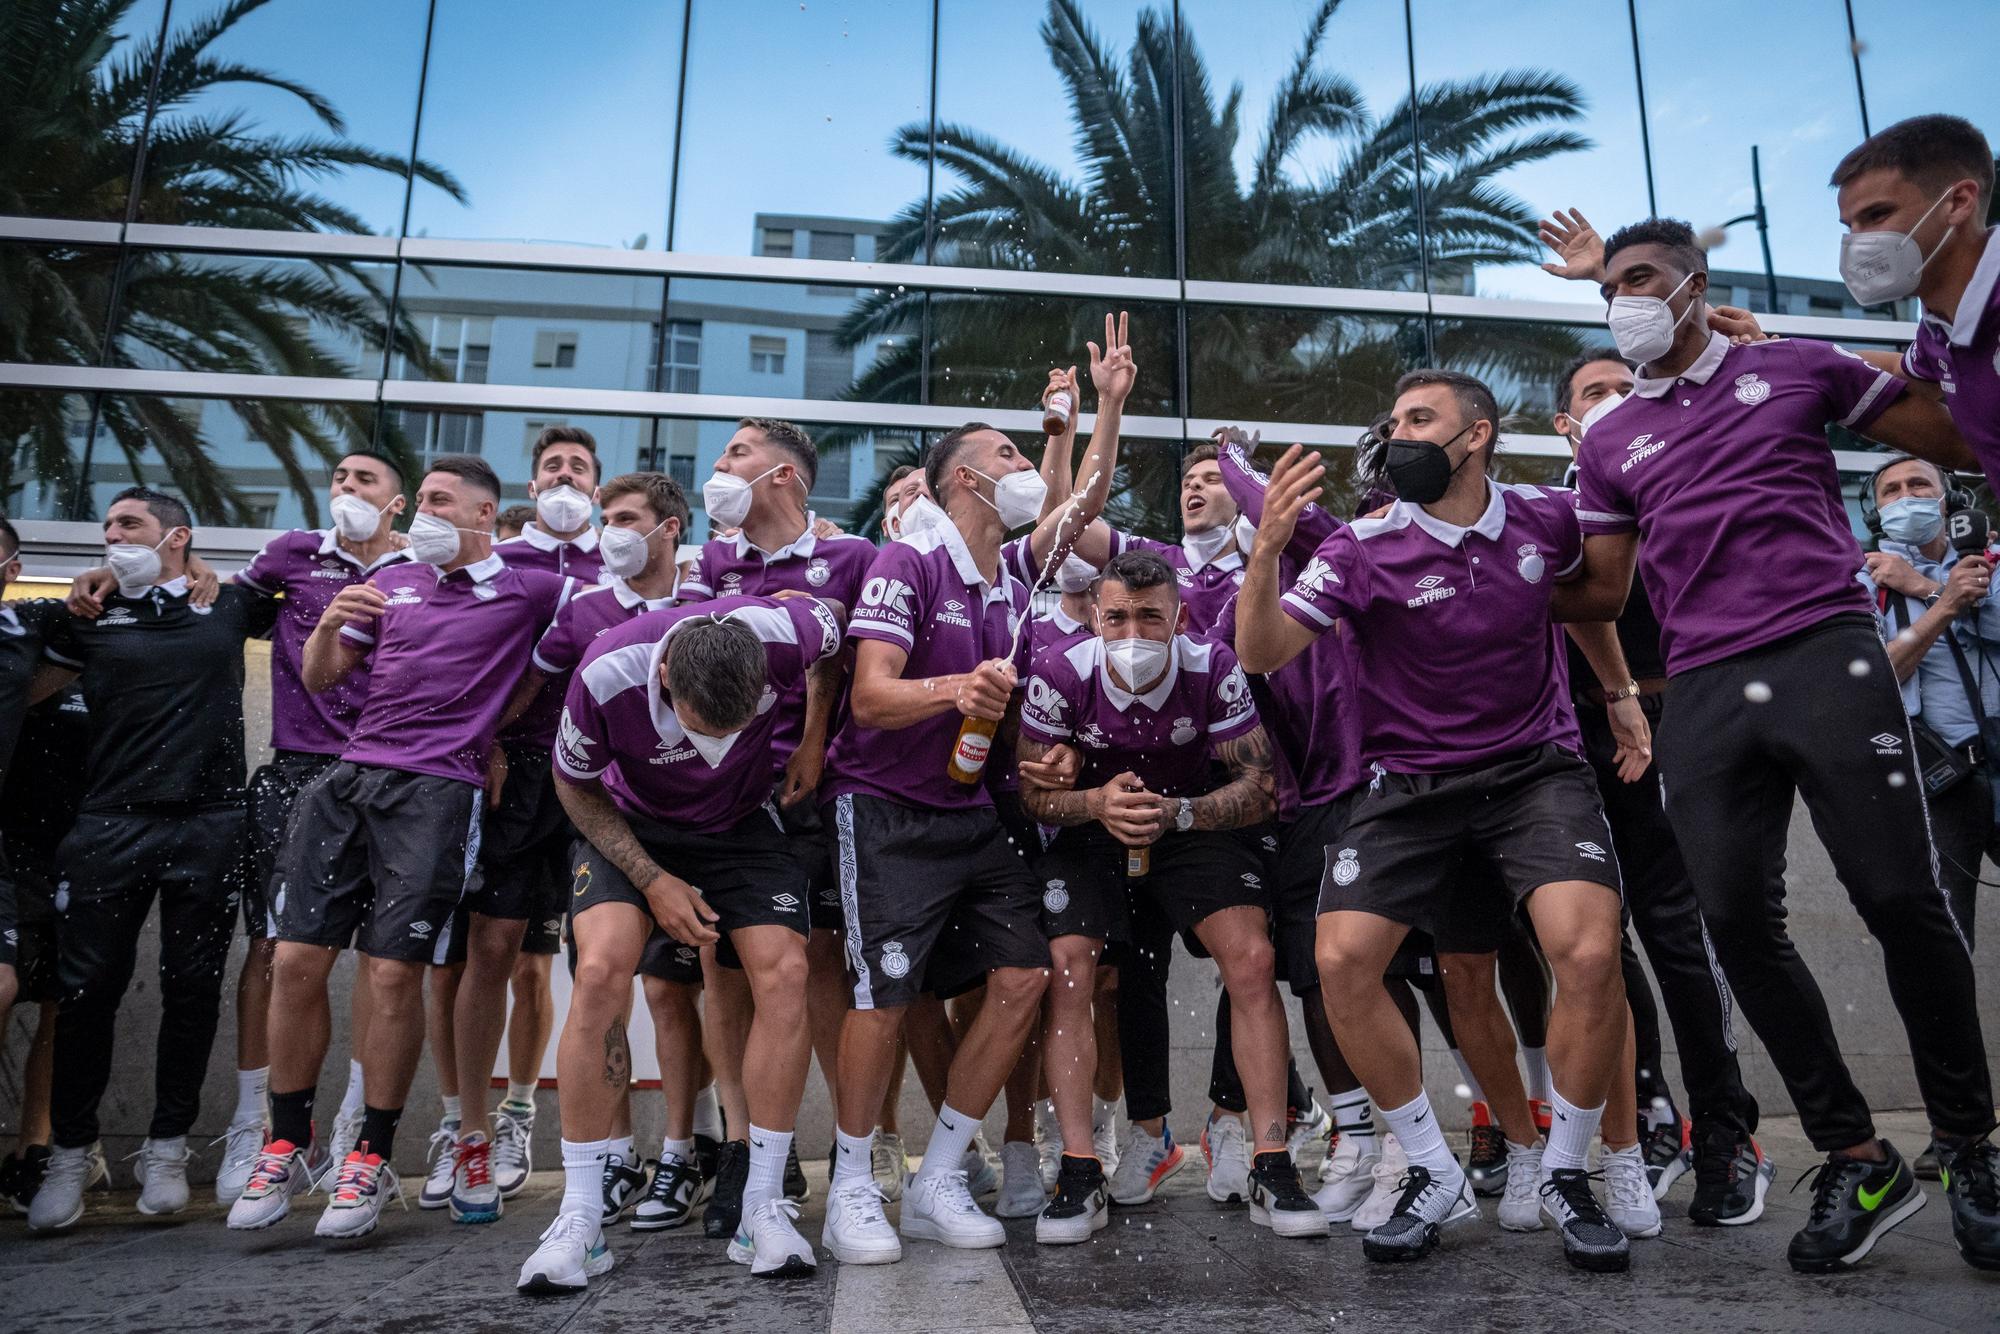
[418,1189,453,1211]
[1498,1204,1545,1233]
[136,1192,188,1217]
[900,1215,1006,1249]
[822,1230,903,1265]
[1711,1165,1773,1227]
[1249,1196,1331,1238]
[1613,1209,1663,1239]
[1036,1206,1109,1245]
[316,1206,387,1241]
[751,1249,818,1278]
[1824,1187,1926,1268]
[225,1195,294,1231]
[27,1198,84,1232]
[517,1248,613,1294]
[1651,1152,1692,1200]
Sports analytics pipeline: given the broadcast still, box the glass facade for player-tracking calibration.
[2,0,1988,541]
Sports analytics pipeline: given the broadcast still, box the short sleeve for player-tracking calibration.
[532,596,585,675]
[1792,337,1906,434]
[553,683,611,783]
[1900,330,1943,386]
[38,603,82,669]
[1020,666,1077,744]
[1002,536,1038,590]
[235,531,295,596]
[1218,441,1339,568]
[677,545,716,601]
[785,595,846,665]
[1205,647,1260,741]
[1573,441,1636,535]
[238,584,282,639]
[338,569,392,650]
[1543,489,1585,580]
[1278,530,1363,632]
[848,544,925,651]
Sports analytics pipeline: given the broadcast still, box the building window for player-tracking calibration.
[760,227,795,258]
[523,419,568,456]
[669,456,695,489]
[804,329,852,401]
[807,230,856,262]
[394,409,484,460]
[750,335,787,375]
[811,441,852,500]
[411,315,491,383]
[662,319,700,393]
[533,330,579,369]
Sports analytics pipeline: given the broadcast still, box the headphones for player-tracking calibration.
[1859,456,1976,538]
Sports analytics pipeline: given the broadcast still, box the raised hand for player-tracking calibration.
[1087,310,1136,405]
[1251,444,1325,559]
[1538,208,1605,284]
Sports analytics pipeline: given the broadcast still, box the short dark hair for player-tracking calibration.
[425,454,502,501]
[1099,550,1179,601]
[1832,114,1995,215]
[336,448,404,491]
[531,426,600,482]
[0,515,19,563]
[1556,347,1627,416]
[496,504,536,538]
[886,464,916,487]
[925,422,997,504]
[599,471,691,538]
[738,418,817,489]
[1602,217,1707,277]
[666,617,768,732]
[1869,453,1948,499]
[1181,442,1220,478]
[1393,368,1501,442]
[108,485,192,534]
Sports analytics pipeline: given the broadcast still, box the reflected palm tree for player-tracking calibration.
[0,0,463,522]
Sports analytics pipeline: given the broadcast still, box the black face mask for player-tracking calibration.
[1383,425,1474,504]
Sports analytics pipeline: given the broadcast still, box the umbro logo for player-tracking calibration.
[1870,732,1904,755]
[409,921,434,937]
[772,893,800,912]
[1575,841,1607,862]
[1416,575,1444,589]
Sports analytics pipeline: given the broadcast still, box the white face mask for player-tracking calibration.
[884,501,904,538]
[600,518,670,580]
[1182,522,1234,567]
[106,529,182,597]
[1608,271,1697,365]
[1055,553,1098,595]
[407,511,473,567]
[702,465,781,531]
[898,496,948,538]
[1104,635,1170,691]
[682,725,740,768]
[330,493,393,544]
[1841,189,1954,307]
[534,483,594,534]
[969,467,1048,529]
[1571,391,1628,443]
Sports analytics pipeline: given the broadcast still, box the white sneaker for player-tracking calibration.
[131,1137,191,1216]
[1092,1098,1121,1177]
[1037,1155,1110,1245]
[822,1177,902,1265]
[729,1197,818,1277]
[995,1140,1047,1218]
[1360,1164,1479,1261]
[1108,1123,1187,1205]
[324,1105,364,1183]
[1350,1133,1408,1231]
[449,1132,502,1223]
[517,1211,614,1294]
[1312,1132,1380,1222]
[492,1102,535,1199]
[1035,1102,1063,1191]
[1498,1141,1545,1232]
[1203,1113,1251,1204]
[26,1144,92,1232]
[1602,1144,1662,1238]
[226,1139,319,1230]
[418,1119,460,1209]
[961,1134,999,1197]
[314,1153,401,1239]
[1287,1099,1333,1176]
[213,1119,268,1204]
[872,1133,908,1203]
[901,1168,1005,1248]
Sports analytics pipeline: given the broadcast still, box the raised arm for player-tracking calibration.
[1235,446,1328,674]
[1027,311,1134,571]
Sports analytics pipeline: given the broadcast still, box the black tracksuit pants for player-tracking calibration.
[1926,763,1995,948]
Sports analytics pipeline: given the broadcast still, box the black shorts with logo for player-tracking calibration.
[466,742,572,955]
[0,835,61,1000]
[1272,796,1353,996]
[273,761,482,964]
[1038,824,1274,945]
[779,797,842,932]
[241,749,339,940]
[568,804,809,985]
[827,793,1051,1010]
[1319,744,1623,934]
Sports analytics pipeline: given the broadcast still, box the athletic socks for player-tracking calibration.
[358,1105,403,1160]
[915,1104,980,1187]
[662,1135,696,1165]
[1449,1049,1486,1103]
[1329,1087,1376,1142]
[744,1125,792,1217]
[1522,1047,1550,1104]
[1092,1095,1118,1132]
[271,1087,315,1149]
[562,1137,609,1219]
[440,1093,462,1127]
[232,1066,269,1127]
[1643,1098,1678,1132]
[1379,1091,1462,1186]
[505,1080,538,1107]
[609,1135,635,1165]
[693,1083,724,1141]
[1540,1089,1604,1173]
[339,1059,366,1118]
[833,1127,875,1188]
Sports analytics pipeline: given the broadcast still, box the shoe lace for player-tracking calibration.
[43,1149,89,1192]
[599,1152,633,1191]
[459,1139,492,1189]
[871,1137,900,1175]
[330,1155,401,1210]
[1793,1156,1865,1226]
[209,1122,266,1163]
[123,1139,189,1179]
[833,1177,891,1227]
[425,1125,459,1169]
[751,1196,804,1232]
[492,1111,530,1177]
[647,1155,694,1202]
[1468,1124,1505,1165]
[1539,1167,1616,1228]
[1946,1141,2000,1210]
[924,1167,983,1215]
[1604,1153,1651,1209]
[1255,1156,1311,1205]
[540,1210,598,1246]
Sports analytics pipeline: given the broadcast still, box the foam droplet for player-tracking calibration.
[1743,680,1773,703]
[1848,658,1870,677]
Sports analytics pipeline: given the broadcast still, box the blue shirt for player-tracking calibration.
[1860,539,2000,748]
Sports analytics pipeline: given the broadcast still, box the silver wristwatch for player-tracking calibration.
[1175,797,1196,832]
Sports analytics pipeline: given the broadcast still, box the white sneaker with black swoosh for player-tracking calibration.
[729,1197,818,1278]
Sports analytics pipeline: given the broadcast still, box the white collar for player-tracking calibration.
[445,554,506,584]
[938,515,1009,601]
[732,513,818,562]
[1395,482,1510,549]
[315,528,407,572]
[1048,606,1086,636]
[608,574,677,611]
[522,522,599,554]
[1924,226,2000,348]
[1082,634,1183,713]
[153,575,190,597]
[1182,540,1243,575]
[1633,330,1729,398]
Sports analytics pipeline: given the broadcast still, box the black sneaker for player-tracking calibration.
[1940,1137,2000,1271]
[694,1131,721,1182]
[1362,1164,1477,1263]
[5,1145,49,1213]
[1641,1115,1691,1198]
[783,1140,810,1203]
[1036,1154,1109,1244]
[631,1152,709,1231]
[1247,1150,1328,1238]
[1539,1168,1630,1273]
[1914,1137,1944,1182]
[1467,1103,1508,1198]
[704,1139,749,1240]
[599,1152,650,1225]
[1786,1140,1925,1273]
[1687,1123,1772,1226]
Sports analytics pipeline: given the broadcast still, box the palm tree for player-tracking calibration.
[0,0,464,522]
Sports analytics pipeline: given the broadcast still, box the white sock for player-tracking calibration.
[1540,1089,1604,1173]
[233,1066,269,1126]
[662,1135,696,1165]
[1092,1095,1117,1131]
[744,1125,791,1217]
[562,1137,609,1219]
[440,1093,462,1127]
[1036,1100,1059,1139]
[340,1059,366,1117]
[1643,1097,1678,1132]
[1449,1049,1486,1104]
[833,1127,875,1187]
[1378,1091,1461,1185]
[1522,1047,1550,1103]
[505,1081,537,1108]
[1329,1087,1376,1142]
[609,1135,635,1165]
[693,1083,724,1140]
[915,1104,982,1186]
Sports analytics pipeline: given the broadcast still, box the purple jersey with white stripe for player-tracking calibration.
[1122,535,1243,638]
[1575,332,1905,675]
[554,595,844,832]
[676,520,875,609]
[1281,483,1583,774]
[495,527,605,747]
[531,578,679,678]
[235,529,410,756]
[1903,227,2000,490]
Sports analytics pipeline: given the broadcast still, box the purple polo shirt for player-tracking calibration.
[338,556,570,786]
[1575,331,1905,675]
[1021,634,1260,797]
[495,524,605,581]
[1281,482,1583,774]
[1903,226,2000,488]
[531,577,679,678]
[822,520,1033,812]
[554,595,844,832]
[677,516,875,608]
[1123,535,1244,638]
[236,529,410,756]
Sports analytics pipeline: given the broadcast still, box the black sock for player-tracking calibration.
[271,1087,315,1149]
[358,1105,403,1160]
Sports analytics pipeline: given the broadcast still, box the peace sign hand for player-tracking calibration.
[1087,310,1137,406]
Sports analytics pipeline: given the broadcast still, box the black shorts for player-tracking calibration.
[779,798,842,932]
[466,742,571,955]
[1038,825,1273,944]
[568,805,809,985]
[273,761,482,964]
[0,837,61,1001]
[1320,745,1622,934]
[241,750,338,940]
[1429,858,1520,956]
[827,793,1051,1010]
[1272,797,1353,996]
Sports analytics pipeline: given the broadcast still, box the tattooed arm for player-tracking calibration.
[555,773,720,945]
[1179,724,1276,831]
[1017,736,1099,827]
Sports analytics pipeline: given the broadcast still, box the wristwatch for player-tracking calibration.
[1175,797,1196,832]
[1923,586,1944,609]
[1605,679,1642,702]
